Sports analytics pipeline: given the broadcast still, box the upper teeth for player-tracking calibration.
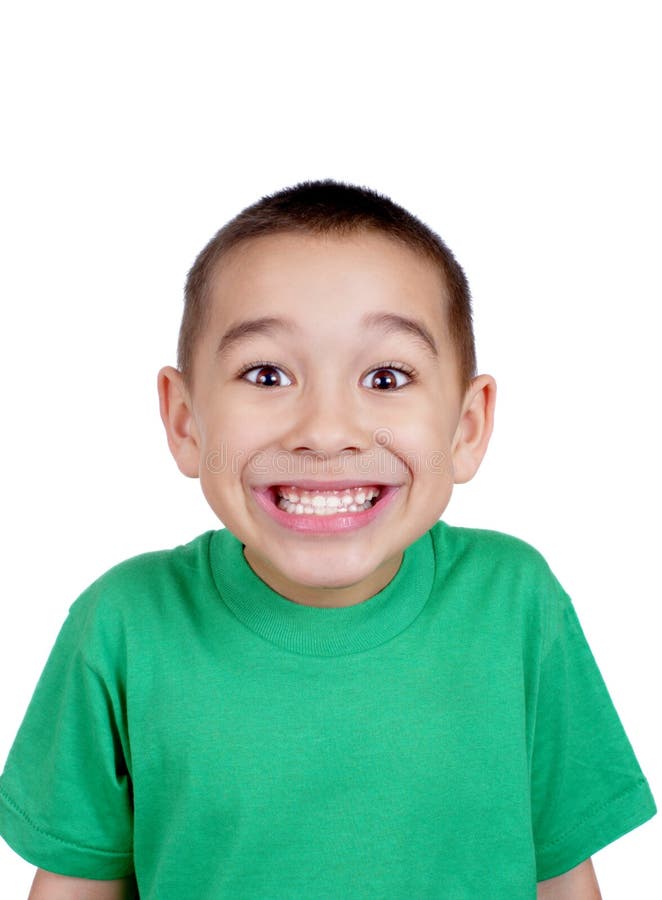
[276,486,381,514]
[278,486,379,504]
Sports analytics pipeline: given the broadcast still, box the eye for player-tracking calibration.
[239,362,293,388]
[361,364,415,391]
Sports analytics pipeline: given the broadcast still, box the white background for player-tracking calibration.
[1,1,660,895]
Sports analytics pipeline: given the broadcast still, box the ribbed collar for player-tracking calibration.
[209,526,436,656]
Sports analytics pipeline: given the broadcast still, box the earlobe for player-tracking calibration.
[451,375,497,485]
[156,366,201,478]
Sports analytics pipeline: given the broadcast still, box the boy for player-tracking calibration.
[0,180,656,898]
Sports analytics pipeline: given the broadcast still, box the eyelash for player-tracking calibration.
[364,361,418,390]
[236,360,418,390]
[235,360,287,385]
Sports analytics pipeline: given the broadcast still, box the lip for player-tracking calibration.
[265,480,394,492]
[251,484,401,534]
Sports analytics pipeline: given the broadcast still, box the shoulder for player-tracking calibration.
[430,519,557,580]
[428,520,571,644]
[66,530,220,635]
[90,529,217,588]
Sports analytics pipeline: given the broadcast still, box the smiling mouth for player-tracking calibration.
[269,485,383,516]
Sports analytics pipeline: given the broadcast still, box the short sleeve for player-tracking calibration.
[0,589,134,878]
[531,588,656,881]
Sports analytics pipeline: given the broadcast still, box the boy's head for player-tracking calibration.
[158,180,496,608]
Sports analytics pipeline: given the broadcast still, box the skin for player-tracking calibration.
[29,230,600,896]
[28,870,137,898]
[537,859,602,898]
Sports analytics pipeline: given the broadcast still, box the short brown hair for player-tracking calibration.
[178,179,477,391]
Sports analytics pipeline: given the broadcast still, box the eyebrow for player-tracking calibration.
[216,311,439,359]
[362,312,439,359]
[216,316,296,356]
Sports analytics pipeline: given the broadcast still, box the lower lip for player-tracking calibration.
[252,486,400,533]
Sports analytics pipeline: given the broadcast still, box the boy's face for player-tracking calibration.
[160,230,495,607]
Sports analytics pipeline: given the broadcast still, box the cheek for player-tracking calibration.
[200,399,272,448]
[390,416,452,478]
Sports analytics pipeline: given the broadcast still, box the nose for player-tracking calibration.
[280,378,371,459]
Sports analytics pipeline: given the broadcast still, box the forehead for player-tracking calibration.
[206,230,451,343]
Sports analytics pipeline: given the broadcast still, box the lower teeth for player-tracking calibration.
[277,498,376,516]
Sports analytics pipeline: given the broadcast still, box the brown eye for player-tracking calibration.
[372,370,397,390]
[362,367,412,390]
[242,365,292,387]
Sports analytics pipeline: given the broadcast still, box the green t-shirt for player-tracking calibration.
[0,522,656,898]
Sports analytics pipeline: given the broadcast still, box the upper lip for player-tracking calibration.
[258,480,397,491]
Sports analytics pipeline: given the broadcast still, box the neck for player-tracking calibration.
[241,547,403,608]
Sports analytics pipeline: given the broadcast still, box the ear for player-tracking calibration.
[451,374,497,485]
[156,366,201,478]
